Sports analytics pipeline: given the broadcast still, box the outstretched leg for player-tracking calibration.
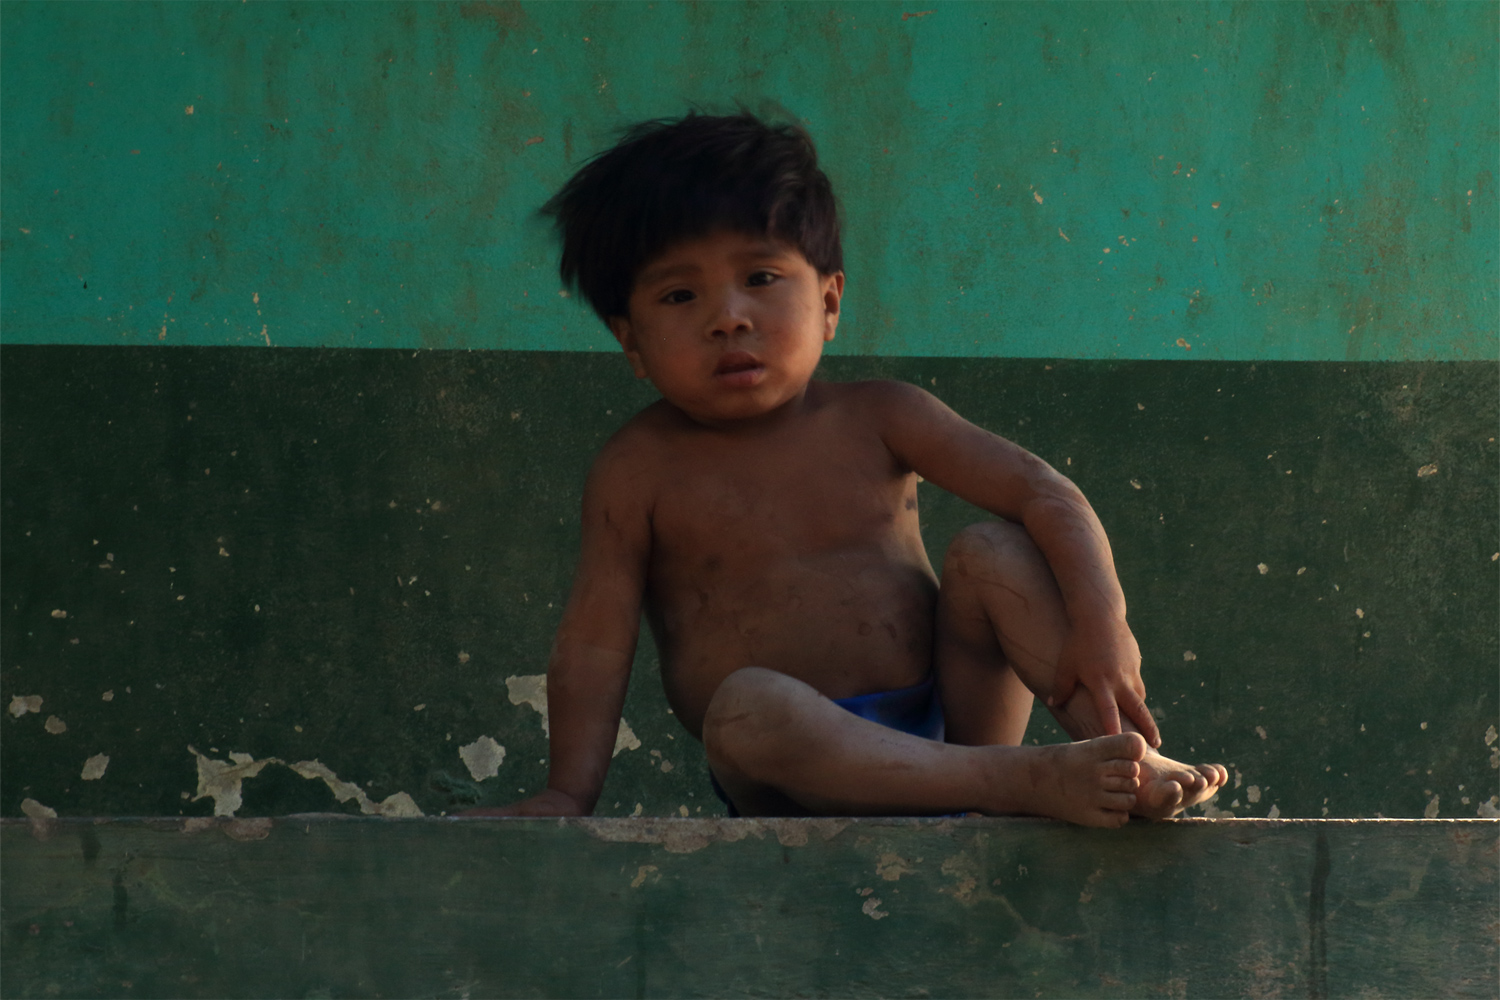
[703,666,1144,826]
[936,522,1227,818]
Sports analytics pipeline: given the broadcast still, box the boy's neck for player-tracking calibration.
[673,380,823,434]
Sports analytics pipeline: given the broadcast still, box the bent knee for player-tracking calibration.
[943,521,1045,579]
[702,668,791,757]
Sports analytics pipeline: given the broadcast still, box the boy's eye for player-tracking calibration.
[661,289,695,305]
[747,271,777,287]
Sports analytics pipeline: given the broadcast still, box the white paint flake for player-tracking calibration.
[288,759,423,817]
[81,753,110,780]
[1246,785,1261,803]
[1257,563,1269,575]
[8,695,42,717]
[190,746,278,817]
[1478,796,1500,818]
[459,736,506,781]
[862,896,889,920]
[44,715,67,734]
[1416,463,1438,478]
[1182,650,1197,662]
[21,798,57,840]
[1266,804,1281,819]
[876,853,917,881]
[1423,794,1440,819]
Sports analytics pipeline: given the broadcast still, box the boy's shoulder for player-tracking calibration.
[812,377,937,416]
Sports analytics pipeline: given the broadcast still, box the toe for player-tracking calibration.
[1104,792,1137,813]
[1147,779,1184,811]
[1103,775,1137,793]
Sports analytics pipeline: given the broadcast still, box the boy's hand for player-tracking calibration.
[457,789,587,818]
[1050,623,1161,747]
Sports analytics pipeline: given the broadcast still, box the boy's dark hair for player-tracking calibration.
[542,112,842,323]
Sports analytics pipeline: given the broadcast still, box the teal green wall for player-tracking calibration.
[3,1,1495,359]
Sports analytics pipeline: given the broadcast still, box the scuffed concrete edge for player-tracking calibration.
[573,816,853,854]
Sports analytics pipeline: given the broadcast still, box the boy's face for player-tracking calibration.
[608,230,843,426]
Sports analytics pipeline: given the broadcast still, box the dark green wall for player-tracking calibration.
[4,348,1496,820]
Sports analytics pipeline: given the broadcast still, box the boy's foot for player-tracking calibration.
[987,732,1147,828]
[1131,751,1228,819]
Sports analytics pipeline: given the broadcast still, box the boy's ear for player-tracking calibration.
[607,316,649,379]
[821,271,845,343]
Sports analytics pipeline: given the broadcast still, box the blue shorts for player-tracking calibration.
[708,675,945,817]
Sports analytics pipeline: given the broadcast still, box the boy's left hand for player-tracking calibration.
[1050,624,1160,747]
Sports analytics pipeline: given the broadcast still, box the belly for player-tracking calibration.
[646,547,939,738]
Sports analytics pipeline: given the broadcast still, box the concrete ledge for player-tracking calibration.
[3,817,1496,998]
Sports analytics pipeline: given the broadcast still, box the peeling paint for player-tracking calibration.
[8,694,42,717]
[458,736,505,781]
[289,760,424,817]
[861,896,889,920]
[876,852,917,881]
[629,864,659,888]
[81,753,109,780]
[43,715,67,734]
[20,798,57,840]
[190,746,277,817]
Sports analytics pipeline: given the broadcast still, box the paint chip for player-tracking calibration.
[1266,804,1280,819]
[102,690,114,701]
[21,798,57,840]
[1255,725,1268,739]
[289,759,423,817]
[1032,190,1044,204]
[876,853,916,881]
[190,746,277,817]
[457,651,471,664]
[1246,785,1261,803]
[1129,479,1142,489]
[9,695,42,717]
[44,715,67,735]
[459,736,506,781]
[1257,563,1269,575]
[1182,651,1197,662]
[630,865,658,888]
[1424,793,1440,818]
[50,609,67,619]
[861,896,889,920]
[1416,463,1438,478]
[81,753,109,780]
[1355,608,1364,618]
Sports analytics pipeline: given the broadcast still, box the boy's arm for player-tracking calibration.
[464,436,653,816]
[870,381,1161,748]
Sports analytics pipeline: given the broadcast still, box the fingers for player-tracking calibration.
[1119,689,1161,747]
[1091,686,1123,737]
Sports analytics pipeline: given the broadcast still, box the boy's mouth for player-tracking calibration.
[714,352,765,387]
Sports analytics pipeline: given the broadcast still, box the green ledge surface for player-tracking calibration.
[3,816,1496,999]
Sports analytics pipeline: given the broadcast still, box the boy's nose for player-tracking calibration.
[708,291,754,339]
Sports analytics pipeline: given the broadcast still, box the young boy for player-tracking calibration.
[472,113,1226,825]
